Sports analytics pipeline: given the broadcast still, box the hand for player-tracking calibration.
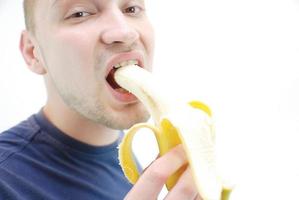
[124,145,202,200]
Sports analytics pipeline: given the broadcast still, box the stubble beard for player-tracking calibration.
[42,44,151,130]
[84,99,150,130]
[61,90,150,130]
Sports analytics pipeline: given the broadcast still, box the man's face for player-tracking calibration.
[33,0,155,129]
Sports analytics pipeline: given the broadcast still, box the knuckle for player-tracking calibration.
[180,185,196,197]
[148,166,168,183]
[170,145,187,162]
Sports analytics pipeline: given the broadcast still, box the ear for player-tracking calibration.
[19,30,47,75]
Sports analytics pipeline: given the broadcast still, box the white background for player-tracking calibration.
[1,1,299,199]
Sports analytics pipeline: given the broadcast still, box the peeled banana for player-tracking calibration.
[115,65,232,200]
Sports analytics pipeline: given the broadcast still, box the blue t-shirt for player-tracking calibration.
[0,110,133,200]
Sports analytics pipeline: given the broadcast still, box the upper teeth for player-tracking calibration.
[114,59,138,69]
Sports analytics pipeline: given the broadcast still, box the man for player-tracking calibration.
[0,0,201,199]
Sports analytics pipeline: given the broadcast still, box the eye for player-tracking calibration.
[124,6,143,16]
[69,11,91,19]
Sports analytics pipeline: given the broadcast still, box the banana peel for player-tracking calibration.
[115,65,232,200]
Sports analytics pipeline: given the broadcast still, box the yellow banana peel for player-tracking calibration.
[115,65,232,200]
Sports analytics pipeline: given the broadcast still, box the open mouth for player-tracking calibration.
[106,59,139,93]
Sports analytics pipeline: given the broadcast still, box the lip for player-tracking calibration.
[105,51,144,79]
[105,51,144,103]
[106,85,138,103]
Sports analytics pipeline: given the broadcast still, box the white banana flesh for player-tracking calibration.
[115,65,230,200]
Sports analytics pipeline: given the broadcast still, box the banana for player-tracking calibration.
[115,65,232,200]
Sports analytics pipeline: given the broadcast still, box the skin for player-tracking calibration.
[20,0,202,199]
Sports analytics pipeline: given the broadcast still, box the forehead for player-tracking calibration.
[35,0,116,16]
[50,0,145,7]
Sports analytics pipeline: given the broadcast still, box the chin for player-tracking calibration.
[114,112,150,130]
[83,100,150,130]
[110,105,150,130]
[112,102,150,129]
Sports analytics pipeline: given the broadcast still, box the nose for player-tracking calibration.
[100,11,139,46]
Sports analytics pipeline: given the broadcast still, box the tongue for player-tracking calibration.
[107,68,130,93]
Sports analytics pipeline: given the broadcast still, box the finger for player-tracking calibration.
[164,166,200,200]
[142,153,160,172]
[124,144,187,200]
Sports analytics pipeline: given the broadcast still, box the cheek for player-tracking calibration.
[141,22,155,64]
[53,29,94,63]
[42,29,99,93]
[47,28,97,74]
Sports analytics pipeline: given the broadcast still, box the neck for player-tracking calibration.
[43,100,120,147]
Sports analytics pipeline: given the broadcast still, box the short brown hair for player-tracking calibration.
[23,0,36,32]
